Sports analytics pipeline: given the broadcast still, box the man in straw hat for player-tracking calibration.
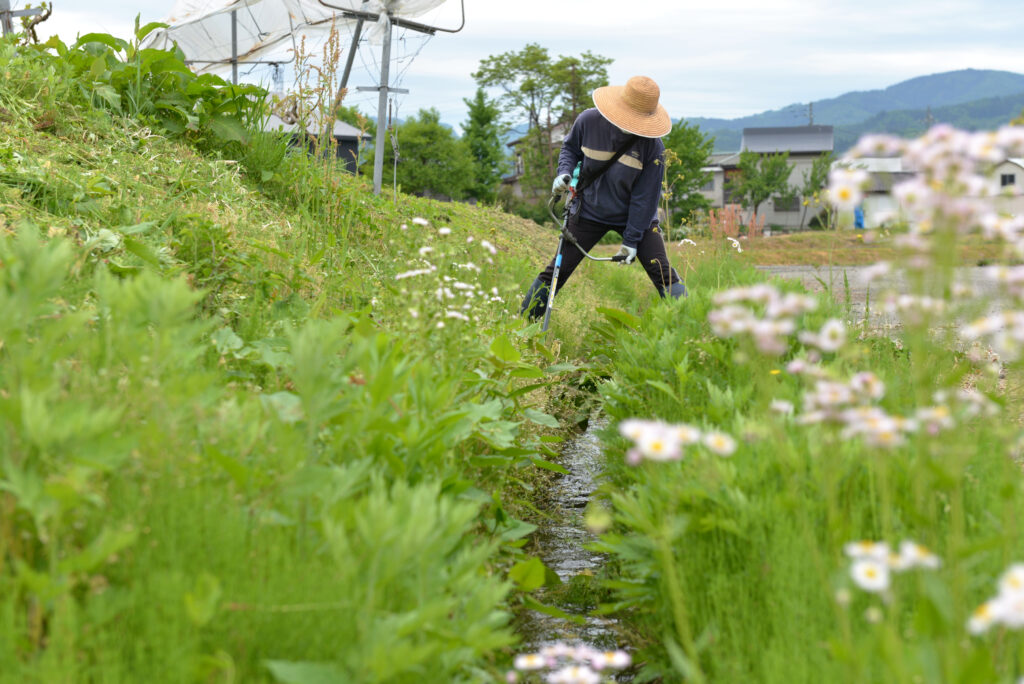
[520,75,687,321]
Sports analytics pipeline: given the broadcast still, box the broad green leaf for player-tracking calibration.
[92,84,121,110]
[523,408,559,428]
[135,20,168,41]
[489,334,521,363]
[595,306,641,330]
[208,114,247,143]
[509,556,548,591]
[211,327,244,355]
[645,379,680,402]
[509,365,545,379]
[73,33,130,52]
[497,518,537,543]
[122,236,162,267]
[531,457,569,475]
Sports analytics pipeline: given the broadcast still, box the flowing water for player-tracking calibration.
[518,415,625,653]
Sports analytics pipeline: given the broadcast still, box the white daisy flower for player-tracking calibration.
[851,558,891,593]
[637,425,682,462]
[703,431,737,457]
[770,399,794,415]
[673,424,702,445]
[817,319,847,352]
[850,371,885,400]
[546,665,601,684]
[589,650,631,670]
[514,653,546,671]
[411,216,430,226]
[999,564,1024,598]
[894,540,941,571]
[844,541,891,562]
[395,268,432,280]
[967,599,1004,635]
[827,168,869,211]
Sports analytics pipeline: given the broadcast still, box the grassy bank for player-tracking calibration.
[665,230,1004,268]
[581,161,1024,679]
[0,32,661,682]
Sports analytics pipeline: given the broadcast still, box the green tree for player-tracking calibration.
[473,44,611,196]
[797,151,834,229]
[662,119,715,225]
[461,88,506,203]
[370,108,474,200]
[729,150,793,218]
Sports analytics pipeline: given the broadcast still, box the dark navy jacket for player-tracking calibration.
[558,108,665,247]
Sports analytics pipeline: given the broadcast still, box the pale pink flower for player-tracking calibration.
[859,261,892,286]
[850,371,885,400]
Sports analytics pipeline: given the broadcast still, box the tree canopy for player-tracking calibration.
[473,44,612,196]
[461,88,506,203]
[369,108,474,200]
[729,150,793,217]
[662,120,715,224]
[797,151,834,228]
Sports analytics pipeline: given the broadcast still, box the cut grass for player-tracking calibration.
[667,230,1005,266]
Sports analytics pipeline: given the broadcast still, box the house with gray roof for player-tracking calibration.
[263,113,371,173]
[699,125,834,230]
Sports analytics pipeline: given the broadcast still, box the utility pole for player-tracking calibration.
[230,9,238,85]
[808,102,814,126]
[356,12,408,195]
[0,0,44,36]
[570,63,578,121]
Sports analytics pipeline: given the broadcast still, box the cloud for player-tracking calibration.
[18,0,1024,127]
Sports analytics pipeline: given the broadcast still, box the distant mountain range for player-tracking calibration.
[686,69,1024,153]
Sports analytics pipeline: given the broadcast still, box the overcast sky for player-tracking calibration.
[24,0,1024,131]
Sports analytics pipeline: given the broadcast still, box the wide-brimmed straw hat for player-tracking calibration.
[592,76,672,138]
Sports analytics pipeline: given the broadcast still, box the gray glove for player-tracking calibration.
[615,244,637,264]
[551,173,571,196]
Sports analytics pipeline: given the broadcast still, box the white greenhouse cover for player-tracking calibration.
[143,0,447,76]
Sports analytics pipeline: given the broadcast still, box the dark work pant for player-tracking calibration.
[536,213,681,295]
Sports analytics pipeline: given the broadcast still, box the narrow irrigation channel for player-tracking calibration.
[516,415,633,670]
